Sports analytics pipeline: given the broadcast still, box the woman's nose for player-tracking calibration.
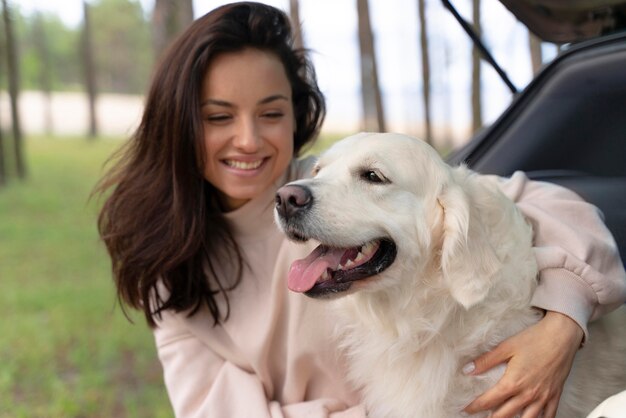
[232,119,261,152]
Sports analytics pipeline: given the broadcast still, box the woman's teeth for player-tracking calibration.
[225,159,263,170]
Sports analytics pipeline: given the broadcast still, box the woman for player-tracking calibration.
[96,2,626,417]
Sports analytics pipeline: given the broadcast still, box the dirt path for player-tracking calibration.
[0,91,144,137]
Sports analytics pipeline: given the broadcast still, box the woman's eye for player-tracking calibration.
[262,111,284,119]
[205,114,231,123]
[361,170,385,183]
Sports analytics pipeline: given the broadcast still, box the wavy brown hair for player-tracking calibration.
[95,2,325,327]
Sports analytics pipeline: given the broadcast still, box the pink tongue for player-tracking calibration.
[288,245,346,292]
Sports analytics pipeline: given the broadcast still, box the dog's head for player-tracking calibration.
[274,132,503,308]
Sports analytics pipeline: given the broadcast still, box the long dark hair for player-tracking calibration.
[96,2,325,327]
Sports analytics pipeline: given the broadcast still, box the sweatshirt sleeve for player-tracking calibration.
[153,309,366,418]
[493,171,626,340]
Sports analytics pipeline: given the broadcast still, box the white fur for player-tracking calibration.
[278,132,626,418]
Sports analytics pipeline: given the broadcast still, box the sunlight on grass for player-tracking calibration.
[0,137,171,418]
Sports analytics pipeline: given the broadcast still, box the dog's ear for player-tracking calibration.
[438,181,501,309]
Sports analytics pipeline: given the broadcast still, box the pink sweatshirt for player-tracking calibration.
[153,157,626,418]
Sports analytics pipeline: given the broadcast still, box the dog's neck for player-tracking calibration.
[336,261,456,347]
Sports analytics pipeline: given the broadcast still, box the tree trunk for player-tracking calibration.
[442,42,454,150]
[152,0,194,59]
[0,15,5,186]
[2,0,26,179]
[0,116,5,186]
[289,0,304,50]
[529,32,543,75]
[34,12,53,135]
[356,0,385,132]
[82,0,98,139]
[417,0,432,145]
[471,0,483,134]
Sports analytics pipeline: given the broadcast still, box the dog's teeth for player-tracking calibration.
[355,252,365,262]
[344,259,355,268]
[321,269,330,280]
[361,241,374,256]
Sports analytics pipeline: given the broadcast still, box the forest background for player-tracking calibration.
[0,0,554,416]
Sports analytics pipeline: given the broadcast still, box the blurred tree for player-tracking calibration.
[42,19,81,90]
[471,0,482,133]
[20,4,151,95]
[0,11,5,186]
[529,32,542,75]
[417,0,432,145]
[356,0,385,132]
[0,116,4,185]
[289,0,304,50]
[2,0,26,179]
[152,0,193,60]
[82,0,98,138]
[32,12,53,134]
[442,42,454,149]
[19,13,81,91]
[91,0,153,94]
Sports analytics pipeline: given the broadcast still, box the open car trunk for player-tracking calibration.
[499,0,626,43]
[445,1,626,261]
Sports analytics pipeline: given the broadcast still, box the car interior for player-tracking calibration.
[444,0,626,263]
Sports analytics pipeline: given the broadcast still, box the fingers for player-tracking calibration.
[463,343,515,414]
[464,342,512,376]
[463,379,516,414]
[541,398,559,418]
[464,379,561,418]
[468,394,556,418]
[513,397,558,418]
[491,389,546,418]
[519,401,543,418]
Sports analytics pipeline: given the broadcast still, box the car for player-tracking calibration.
[444,0,626,261]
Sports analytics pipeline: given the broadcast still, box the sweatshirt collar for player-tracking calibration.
[222,166,290,240]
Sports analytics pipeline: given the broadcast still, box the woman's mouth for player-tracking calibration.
[223,158,267,171]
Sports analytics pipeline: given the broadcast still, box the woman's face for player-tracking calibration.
[201,48,295,211]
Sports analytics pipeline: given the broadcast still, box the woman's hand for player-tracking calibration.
[462,311,584,418]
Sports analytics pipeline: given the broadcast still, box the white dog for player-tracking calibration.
[274,132,626,418]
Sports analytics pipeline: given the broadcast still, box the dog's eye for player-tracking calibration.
[361,170,385,183]
[312,165,321,176]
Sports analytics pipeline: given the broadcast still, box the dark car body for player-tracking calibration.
[446,0,626,261]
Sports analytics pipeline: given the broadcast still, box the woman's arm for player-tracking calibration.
[492,171,625,335]
[153,309,366,418]
[463,171,626,418]
[510,172,626,335]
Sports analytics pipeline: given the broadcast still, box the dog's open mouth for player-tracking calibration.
[287,238,397,297]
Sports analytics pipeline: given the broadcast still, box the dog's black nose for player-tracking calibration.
[275,184,313,219]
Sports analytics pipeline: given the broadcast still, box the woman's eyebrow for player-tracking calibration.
[201,94,289,108]
[258,94,289,105]
[201,98,232,108]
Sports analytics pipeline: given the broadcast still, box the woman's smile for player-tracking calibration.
[222,157,269,174]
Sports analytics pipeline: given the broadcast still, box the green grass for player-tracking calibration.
[0,133,345,418]
[305,131,348,156]
[0,137,172,418]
